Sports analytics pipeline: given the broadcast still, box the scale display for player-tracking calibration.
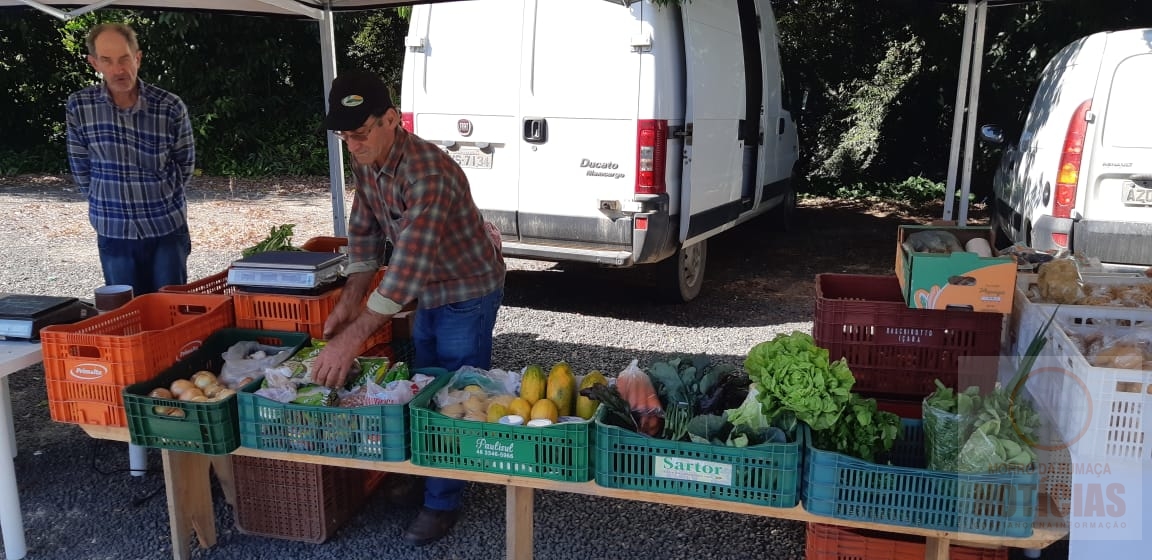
[227,251,347,290]
[0,293,93,340]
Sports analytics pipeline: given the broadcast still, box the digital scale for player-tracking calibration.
[226,250,347,292]
[0,294,97,341]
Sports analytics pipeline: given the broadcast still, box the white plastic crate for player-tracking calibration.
[1005,272,1152,362]
[1041,306,1152,464]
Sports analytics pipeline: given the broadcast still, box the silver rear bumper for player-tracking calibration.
[1074,219,1152,266]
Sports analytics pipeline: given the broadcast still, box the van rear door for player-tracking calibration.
[1079,31,1152,263]
[680,0,746,243]
[514,0,643,252]
[401,0,525,238]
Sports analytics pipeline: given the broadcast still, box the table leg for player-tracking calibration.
[506,486,533,560]
[0,377,27,560]
[209,455,236,507]
[3,377,14,458]
[925,536,951,560]
[161,450,217,560]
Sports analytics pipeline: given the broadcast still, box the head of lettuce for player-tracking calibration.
[741,331,855,432]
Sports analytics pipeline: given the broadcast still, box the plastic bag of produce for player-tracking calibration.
[922,380,981,472]
[434,366,519,408]
[219,341,296,388]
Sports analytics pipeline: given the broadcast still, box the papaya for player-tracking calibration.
[529,398,559,423]
[575,370,608,420]
[508,397,532,419]
[519,364,547,405]
[546,362,577,416]
[486,402,508,423]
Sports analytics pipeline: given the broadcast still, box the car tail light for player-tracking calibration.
[402,112,414,133]
[636,119,668,195]
[1053,100,1092,220]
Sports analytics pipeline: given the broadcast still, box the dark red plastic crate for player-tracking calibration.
[813,274,1003,399]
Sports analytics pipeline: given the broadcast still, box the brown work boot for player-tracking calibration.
[383,474,426,507]
[402,507,460,546]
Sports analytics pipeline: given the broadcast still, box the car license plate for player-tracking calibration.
[447,146,493,169]
[1122,180,1152,206]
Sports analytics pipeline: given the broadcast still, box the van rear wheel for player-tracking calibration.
[657,239,707,303]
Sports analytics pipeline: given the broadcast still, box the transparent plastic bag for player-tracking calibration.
[923,400,968,472]
[433,366,520,408]
[219,341,296,388]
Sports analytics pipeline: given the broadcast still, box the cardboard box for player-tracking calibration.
[895,225,1016,314]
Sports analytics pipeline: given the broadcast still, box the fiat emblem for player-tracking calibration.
[458,119,473,137]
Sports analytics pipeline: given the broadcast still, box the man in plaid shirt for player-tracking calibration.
[66,23,195,294]
[312,71,505,546]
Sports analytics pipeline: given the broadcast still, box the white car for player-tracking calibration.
[981,28,1152,268]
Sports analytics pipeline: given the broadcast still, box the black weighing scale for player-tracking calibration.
[227,250,347,294]
[0,294,97,341]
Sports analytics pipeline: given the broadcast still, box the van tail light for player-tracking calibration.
[1053,99,1092,220]
[636,119,668,195]
[402,112,414,133]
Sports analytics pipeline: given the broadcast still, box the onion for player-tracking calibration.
[170,379,195,397]
[191,371,218,389]
[149,388,174,400]
[178,387,205,401]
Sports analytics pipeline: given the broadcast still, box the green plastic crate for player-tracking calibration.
[408,382,593,482]
[237,362,447,462]
[802,419,1040,537]
[123,329,310,455]
[593,407,803,507]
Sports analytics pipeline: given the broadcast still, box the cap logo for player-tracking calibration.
[341,95,364,107]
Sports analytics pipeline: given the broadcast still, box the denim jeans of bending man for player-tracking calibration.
[96,225,191,295]
[410,287,503,511]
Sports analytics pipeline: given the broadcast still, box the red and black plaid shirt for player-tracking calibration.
[347,127,505,310]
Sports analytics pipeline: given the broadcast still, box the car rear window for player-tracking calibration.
[1103,54,1152,148]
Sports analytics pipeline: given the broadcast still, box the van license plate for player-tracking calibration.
[448,147,493,169]
[1122,181,1152,206]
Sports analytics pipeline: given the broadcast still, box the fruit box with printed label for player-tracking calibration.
[408,377,592,482]
[593,407,802,507]
[895,225,1016,314]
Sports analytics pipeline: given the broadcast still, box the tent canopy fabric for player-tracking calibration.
[0,1,462,18]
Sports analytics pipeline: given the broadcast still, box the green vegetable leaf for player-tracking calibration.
[744,331,855,431]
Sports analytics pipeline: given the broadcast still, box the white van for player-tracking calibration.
[400,0,800,301]
[981,28,1152,268]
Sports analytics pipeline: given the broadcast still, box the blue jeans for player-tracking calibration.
[411,288,503,511]
[96,225,191,295]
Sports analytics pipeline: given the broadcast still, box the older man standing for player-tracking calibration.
[66,23,195,294]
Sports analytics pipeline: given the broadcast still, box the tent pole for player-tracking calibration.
[318,5,347,237]
[943,0,978,221]
[958,0,988,226]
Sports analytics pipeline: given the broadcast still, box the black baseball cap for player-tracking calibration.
[322,71,394,131]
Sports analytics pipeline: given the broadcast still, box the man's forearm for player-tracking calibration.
[337,307,392,351]
[339,270,376,309]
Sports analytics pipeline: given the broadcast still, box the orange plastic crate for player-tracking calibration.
[805,523,1008,560]
[158,269,234,295]
[298,236,349,253]
[41,293,234,426]
[233,269,390,350]
[159,236,350,295]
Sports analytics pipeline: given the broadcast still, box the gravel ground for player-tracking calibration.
[0,176,1064,560]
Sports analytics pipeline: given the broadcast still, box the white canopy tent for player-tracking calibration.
[1,0,1040,231]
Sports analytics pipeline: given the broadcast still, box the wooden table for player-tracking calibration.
[82,425,1068,560]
